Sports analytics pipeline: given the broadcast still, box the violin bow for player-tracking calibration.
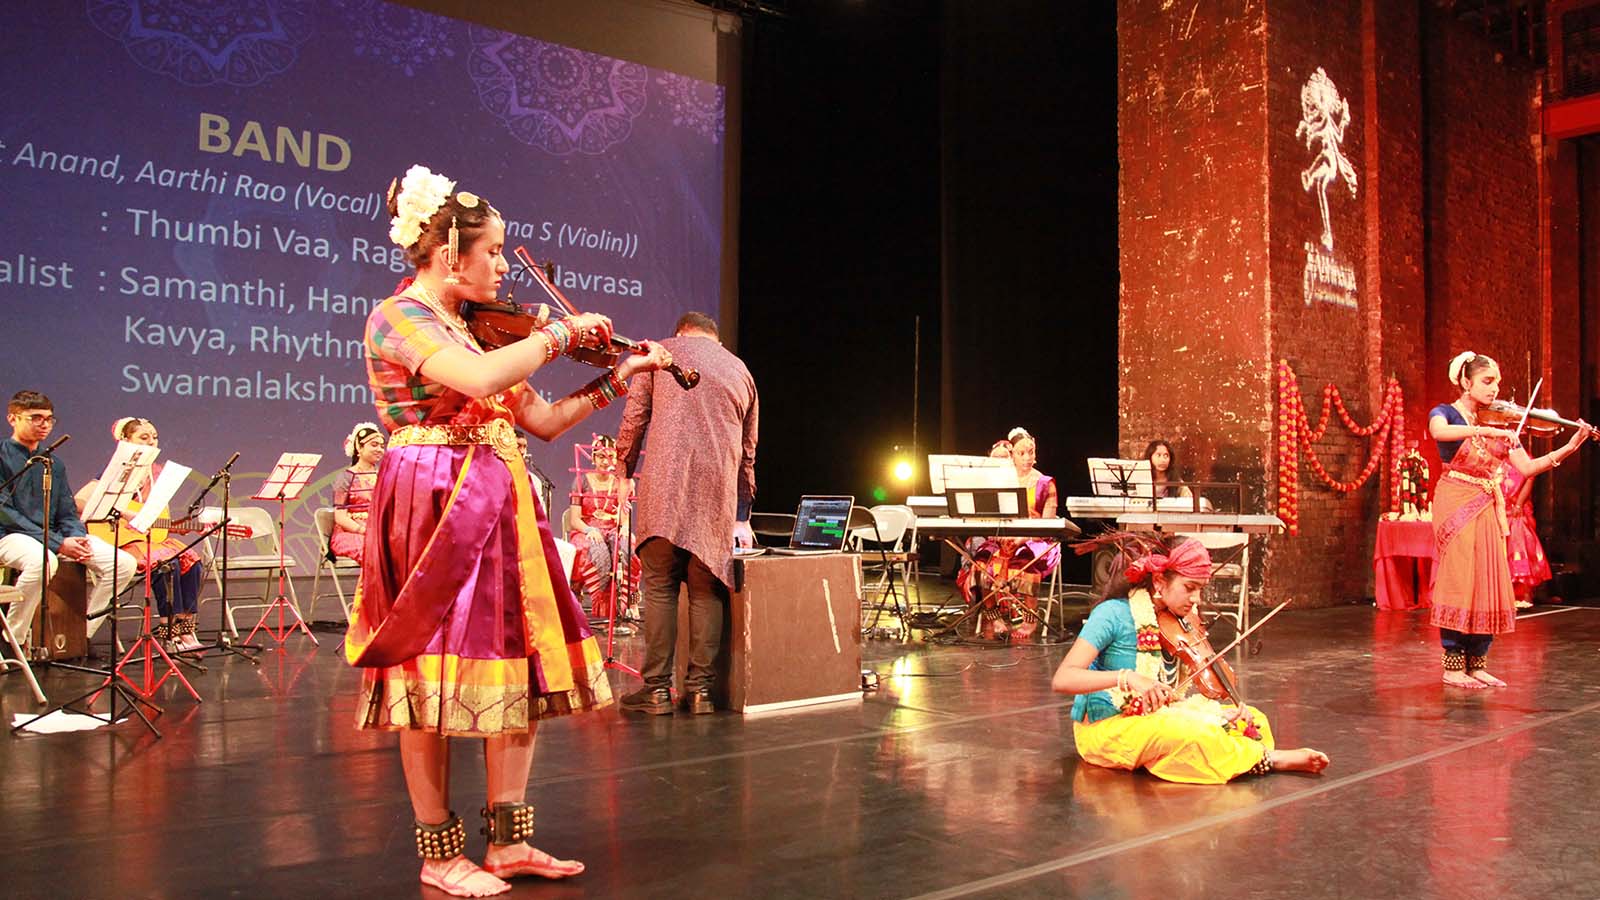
[1512,377,1542,441]
[514,246,581,317]
[1171,599,1292,696]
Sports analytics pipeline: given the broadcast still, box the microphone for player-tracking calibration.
[187,451,239,515]
[36,433,70,457]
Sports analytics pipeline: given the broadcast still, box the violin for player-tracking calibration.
[459,245,700,390]
[1476,400,1592,439]
[1154,606,1244,705]
[461,299,700,390]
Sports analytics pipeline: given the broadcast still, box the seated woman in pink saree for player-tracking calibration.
[1499,462,1552,609]
[328,422,383,564]
[346,165,673,898]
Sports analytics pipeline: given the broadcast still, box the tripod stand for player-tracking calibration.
[243,452,320,648]
[15,508,164,736]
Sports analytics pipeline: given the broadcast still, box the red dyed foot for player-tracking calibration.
[419,857,510,897]
[482,843,585,880]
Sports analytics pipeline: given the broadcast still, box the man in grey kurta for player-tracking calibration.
[616,312,757,714]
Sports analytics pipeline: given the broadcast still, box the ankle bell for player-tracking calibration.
[415,813,467,860]
[481,801,535,845]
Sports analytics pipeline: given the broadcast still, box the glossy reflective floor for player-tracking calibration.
[4,585,1600,899]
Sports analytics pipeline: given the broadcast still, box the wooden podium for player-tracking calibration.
[675,553,863,714]
[31,559,87,660]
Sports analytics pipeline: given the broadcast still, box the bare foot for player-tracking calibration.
[1469,669,1508,687]
[419,857,510,897]
[1443,671,1488,690]
[482,842,586,880]
[1269,747,1330,774]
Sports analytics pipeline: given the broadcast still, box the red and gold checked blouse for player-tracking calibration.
[363,296,475,432]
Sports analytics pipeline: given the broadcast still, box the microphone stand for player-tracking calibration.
[187,453,259,664]
[0,435,75,672]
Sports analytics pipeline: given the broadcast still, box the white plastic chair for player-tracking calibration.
[307,508,361,625]
[198,505,303,637]
[0,584,47,704]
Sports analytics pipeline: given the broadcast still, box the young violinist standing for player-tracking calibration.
[345,164,673,897]
[1427,352,1591,689]
[1051,534,1329,784]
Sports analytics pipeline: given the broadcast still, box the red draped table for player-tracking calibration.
[1374,519,1436,610]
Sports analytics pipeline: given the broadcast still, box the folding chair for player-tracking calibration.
[198,505,304,637]
[306,508,360,625]
[0,584,47,704]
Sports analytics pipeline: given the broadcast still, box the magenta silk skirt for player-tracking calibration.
[345,441,611,735]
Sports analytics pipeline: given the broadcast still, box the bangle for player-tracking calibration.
[538,321,576,362]
[574,369,628,410]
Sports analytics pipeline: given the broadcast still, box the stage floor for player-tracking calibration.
[4,594,1600,898]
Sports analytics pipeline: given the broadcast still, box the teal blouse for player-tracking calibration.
[1070,598,1140,724]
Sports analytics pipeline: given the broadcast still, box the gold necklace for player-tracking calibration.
[408,283,476,346]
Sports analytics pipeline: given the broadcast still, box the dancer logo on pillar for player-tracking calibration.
[1296,67,1358,310]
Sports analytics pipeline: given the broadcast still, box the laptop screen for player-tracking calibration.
[790,496,853,550]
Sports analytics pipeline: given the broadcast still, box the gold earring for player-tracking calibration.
[442,216,461,284]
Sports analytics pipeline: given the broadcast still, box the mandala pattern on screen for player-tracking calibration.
[468,26,648,156]
[655,73,725,144]
[86,0,315,87]
[335,0,458,78]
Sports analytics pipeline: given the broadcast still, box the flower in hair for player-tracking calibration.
[1448,350,1478,384]
[388,165,456,249]
[344,421,382,458]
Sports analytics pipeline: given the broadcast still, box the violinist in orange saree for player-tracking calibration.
[1426,351,1591,690]
[1050,534,1330,784]
[348,165,673,898]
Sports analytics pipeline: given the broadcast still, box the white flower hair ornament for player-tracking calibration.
[112,417,142,440]
[1448,351,1479,386]
[344,421,382,459]
[1008,426,1033,444]
[388,164,456,249]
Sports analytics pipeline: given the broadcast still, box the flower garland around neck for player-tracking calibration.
[1106,588,1262,740]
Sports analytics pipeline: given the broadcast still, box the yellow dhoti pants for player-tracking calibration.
[1073,702,1275,785]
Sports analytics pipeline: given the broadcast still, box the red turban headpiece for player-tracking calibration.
[1123,539,1212,583]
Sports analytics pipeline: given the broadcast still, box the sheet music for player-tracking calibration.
[129,462,193,533]
[255,452,322,501]
[80,441,160,524]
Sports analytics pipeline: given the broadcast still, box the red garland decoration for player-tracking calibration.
[1275,360,1407,536]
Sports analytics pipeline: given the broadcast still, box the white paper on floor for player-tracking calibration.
[10,710,126,733]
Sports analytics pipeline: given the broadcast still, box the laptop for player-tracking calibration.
[770,495,854,555]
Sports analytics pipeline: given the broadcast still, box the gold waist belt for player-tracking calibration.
[388,419,520,466]
[1443,469,1501,494]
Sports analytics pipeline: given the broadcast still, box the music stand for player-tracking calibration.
[243,452,321,648]
[1088,458,1154,500]
[14,441,165,737]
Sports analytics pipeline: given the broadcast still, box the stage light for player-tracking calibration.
[893,459,913,482]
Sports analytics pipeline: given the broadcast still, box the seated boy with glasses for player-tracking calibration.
[0,391,136,652]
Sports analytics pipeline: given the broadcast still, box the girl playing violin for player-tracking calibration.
[346,164,673,897]
[1051,534,1330,783]
[1427,352,1591,688]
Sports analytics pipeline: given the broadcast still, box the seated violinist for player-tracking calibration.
[1050,534,1329,783]
[957,427,1059,642]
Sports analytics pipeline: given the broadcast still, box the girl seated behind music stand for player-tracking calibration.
[1050,534,1328,783]
[75,417,204,652]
